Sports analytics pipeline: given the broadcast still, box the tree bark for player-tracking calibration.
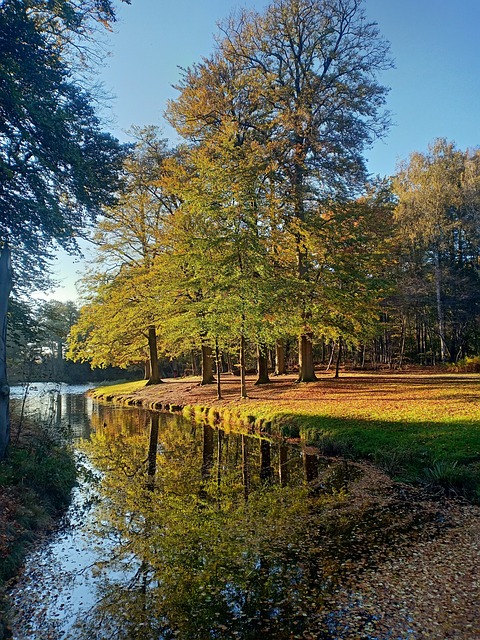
[297,333,317,382]
[254,344,270,385]
[0,245,12,459]
[334,337,343,378]
[215,339,222,400]
[434,249,448,362]
[274,342,286,375]
[144,358,151,381]
[201,344,215,385]
[239,335,248,398]
[146,325,162,385]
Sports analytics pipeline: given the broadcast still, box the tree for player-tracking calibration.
[67,265,163,382]
[218,0,392,380]
[36,300,79,377]
[0,0,130,290]
[0,0,130,457]
[393,139,480,363]
[69,128,179,384]
[0,245,12,459]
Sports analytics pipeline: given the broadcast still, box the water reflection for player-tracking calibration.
[73,413,323,640]
[10,383,93,438]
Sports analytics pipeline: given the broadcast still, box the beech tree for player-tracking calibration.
[216,0,392,381]
[0,0,130,458]
[167,0,392,382]
[67,265,162,381]
[166,52,291,390]
[69,129,178,384]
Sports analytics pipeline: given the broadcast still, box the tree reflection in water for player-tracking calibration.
[73,409,378,639]
[72,410,332,639]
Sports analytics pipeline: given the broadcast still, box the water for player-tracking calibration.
[8,386,417,639]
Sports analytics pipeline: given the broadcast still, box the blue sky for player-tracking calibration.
[47,0,480,301]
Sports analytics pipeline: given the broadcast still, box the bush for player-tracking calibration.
[0,420,77,635]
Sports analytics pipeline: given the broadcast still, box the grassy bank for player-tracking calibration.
[0,422,77,639]
[91,372,480,501]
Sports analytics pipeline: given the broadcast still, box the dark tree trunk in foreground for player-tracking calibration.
[255,344,270,385]
[201,344,215,385]
[0,245,12,459]
[146,325,162,385]
[297,333,317,382]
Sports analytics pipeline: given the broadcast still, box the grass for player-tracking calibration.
[90,379,148,400]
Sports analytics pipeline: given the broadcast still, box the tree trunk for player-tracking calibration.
[202,424,214,480]
[297,333,317,382]
[0,245,12,460]
[191,350,199,376]
[326,341,335,372]
[239,335,248,398]
[260,439,273,483]
[274,342,286,375]
[242,434,249,500]
[255,344,270,385]
[434,249,448,362]
[146,413,160,490]
[201,344,215,385]
[146,325,162,385]
[278,443,288,486]
[215,339,222,400]
[144,358,151,380]
[334,337,343,378]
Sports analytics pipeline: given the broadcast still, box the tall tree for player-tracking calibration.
[218,0,392,380]
[0,0,130,458]
[0,245,12,459]
[0,0,130,290]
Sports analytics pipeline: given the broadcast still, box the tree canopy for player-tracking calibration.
[0,0,130,290]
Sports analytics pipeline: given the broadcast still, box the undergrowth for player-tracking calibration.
[0,419,76,639]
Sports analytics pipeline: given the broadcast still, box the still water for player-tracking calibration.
[8,385,414,639]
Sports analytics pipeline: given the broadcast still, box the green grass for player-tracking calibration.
[90,379,147,399]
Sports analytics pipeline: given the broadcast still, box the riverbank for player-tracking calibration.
[0,420,76,639]
[89,370,480,638]
[91,370,480,500]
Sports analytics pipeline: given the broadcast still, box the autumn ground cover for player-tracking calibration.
[92,371,480,499]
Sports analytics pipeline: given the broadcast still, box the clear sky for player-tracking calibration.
[46,0,480,302]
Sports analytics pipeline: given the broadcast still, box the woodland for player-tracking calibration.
[2,0,480,447]
[1,2,480,636]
